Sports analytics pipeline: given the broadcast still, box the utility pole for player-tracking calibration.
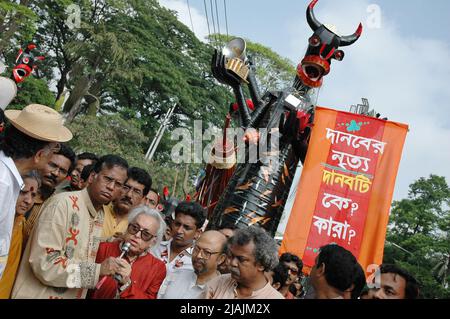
[144,103,177,161]
[386,240,414,256]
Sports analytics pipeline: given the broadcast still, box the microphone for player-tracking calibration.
[95,242,131,290]
[114,242,131,282]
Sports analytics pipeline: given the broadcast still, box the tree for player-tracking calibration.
[67,113,198,199]
[0,0,37,54]
[7,77,55,109]
[384,175,450,298]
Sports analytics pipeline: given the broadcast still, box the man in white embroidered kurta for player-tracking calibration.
[11,155,128,299]
[11,188,104,299]
[0,150,23,279]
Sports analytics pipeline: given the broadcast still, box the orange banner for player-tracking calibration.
[280,107,408,276]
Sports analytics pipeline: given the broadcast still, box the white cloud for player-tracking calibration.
[286,0,450,200]
[158,0,210,42]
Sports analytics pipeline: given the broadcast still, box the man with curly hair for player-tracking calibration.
[201,226,284,299]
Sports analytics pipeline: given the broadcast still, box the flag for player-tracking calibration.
[280,106,409,275]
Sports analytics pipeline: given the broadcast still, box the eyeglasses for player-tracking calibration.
[122,184,144,198]
[127,223,156,242]
[100,174,124,189]
[192,245,221,260]
[48,161,69,176]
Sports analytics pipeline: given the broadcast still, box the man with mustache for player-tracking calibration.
[158,230,227,299]
[22,144,76,246]
[59,152,98,192]
[11,155,128,299]
[102,167,152,239]
[201,226,284,299]
[0,104,72,280]
[364,264,419,299]
[278,253,303,299]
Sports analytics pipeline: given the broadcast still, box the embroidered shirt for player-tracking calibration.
[11,188,104,299]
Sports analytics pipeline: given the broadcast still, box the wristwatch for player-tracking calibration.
[118,279,132,293]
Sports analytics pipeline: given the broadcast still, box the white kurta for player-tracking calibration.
[11,188,104,299]
[0,150,23,280]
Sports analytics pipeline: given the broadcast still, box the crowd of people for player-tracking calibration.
[0,104,420,299]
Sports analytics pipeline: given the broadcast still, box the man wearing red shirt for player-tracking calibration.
[89,206,166,299]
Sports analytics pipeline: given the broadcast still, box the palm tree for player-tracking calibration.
[433,253,450,289]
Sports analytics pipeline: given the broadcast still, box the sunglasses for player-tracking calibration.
[127,223,156,242]
[288,267,299,276]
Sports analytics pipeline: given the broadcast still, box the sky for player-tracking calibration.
[159,0,450,234]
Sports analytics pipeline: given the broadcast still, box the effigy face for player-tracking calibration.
[297,0,362,89]
[12,43,44,84]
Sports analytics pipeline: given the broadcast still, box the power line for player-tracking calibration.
[186,0,195,34]
[214,0,221,38]
[223,0,229,38]
[209,0,217,46]
[203,0,212,42]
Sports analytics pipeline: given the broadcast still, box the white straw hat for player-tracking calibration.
[5,104,73,142]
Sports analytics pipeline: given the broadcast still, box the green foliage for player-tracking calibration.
[0,1,38,52]
[7,77,56,110]
[66,113,197,198]
[385,175,450,298]
[0,0,299,203]
[67,113,147,156]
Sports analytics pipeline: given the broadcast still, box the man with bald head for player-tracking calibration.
[158,230,227,299]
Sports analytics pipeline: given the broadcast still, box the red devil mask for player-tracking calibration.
[12,43,44,84]
[297,0,362,88]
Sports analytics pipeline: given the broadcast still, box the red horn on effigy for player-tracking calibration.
[340,23,363,47]
[306,0,322,31]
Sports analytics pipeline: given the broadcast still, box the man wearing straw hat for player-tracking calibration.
[0,104,72,280]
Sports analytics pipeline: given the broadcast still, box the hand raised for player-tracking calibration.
[211,49,242,88]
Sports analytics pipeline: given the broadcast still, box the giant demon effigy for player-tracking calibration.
[196,0,363,236]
